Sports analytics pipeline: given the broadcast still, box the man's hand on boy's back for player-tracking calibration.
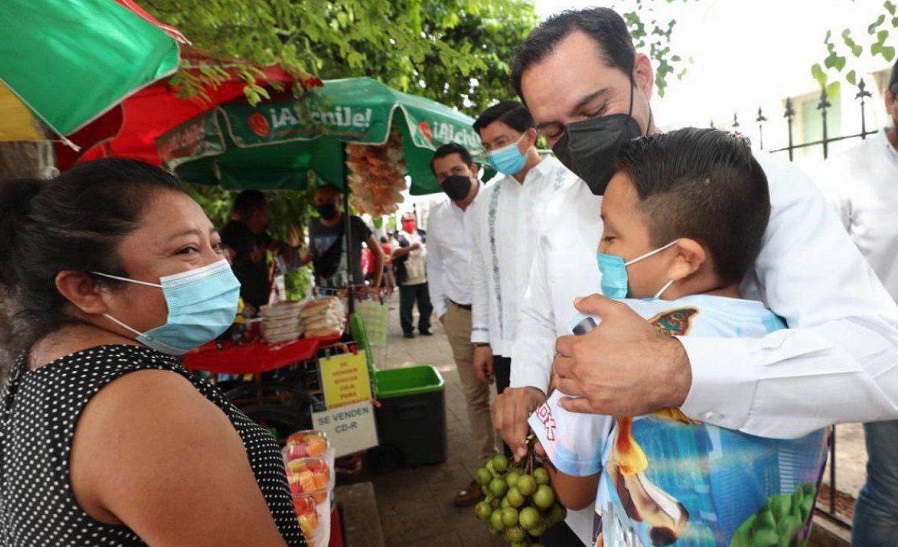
[554,294,692,416]
[492,387,547,460]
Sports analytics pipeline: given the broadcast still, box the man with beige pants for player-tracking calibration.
[426,143,498,507]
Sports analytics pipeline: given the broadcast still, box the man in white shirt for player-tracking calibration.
[469,101,568,438]
[391,211,432,338]
[425,143,497,507]
[814,61,898,547]
[490,8,898,543]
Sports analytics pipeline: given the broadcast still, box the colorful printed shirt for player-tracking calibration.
[529,295,830,547]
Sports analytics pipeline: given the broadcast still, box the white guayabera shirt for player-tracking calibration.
[469,156,569,357]
[815,128,898,303]
[425,186,483,318]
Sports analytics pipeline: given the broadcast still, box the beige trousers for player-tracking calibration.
[444,301,497,463]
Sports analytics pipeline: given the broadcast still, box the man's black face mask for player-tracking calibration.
[551,79,645,196]
[440,175,473,202]
[316,203,338,220]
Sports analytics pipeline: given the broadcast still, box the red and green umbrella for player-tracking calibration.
[60,49,303,171]
[0,0,184,147]
[157,77,486,195]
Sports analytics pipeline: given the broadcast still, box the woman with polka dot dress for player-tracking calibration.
[0,160,305,546]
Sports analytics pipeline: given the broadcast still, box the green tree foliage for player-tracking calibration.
[143,0,537,114]
[614,0,696,97]
[811,1,898,89]
[143,0,538,240]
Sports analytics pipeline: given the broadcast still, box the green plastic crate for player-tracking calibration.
[370,365,447,469]
[374,366,444,399]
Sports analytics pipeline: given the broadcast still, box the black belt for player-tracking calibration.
[450,300,472,311]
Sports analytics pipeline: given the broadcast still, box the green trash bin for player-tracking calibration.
[368,365,447,472]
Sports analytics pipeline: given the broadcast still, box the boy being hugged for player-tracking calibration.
[529,128,829,547]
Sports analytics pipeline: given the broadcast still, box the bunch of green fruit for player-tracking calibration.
[472,450,567,547]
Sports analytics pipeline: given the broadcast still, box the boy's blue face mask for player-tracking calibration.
[487,133,529,176]
[596,240,678,299]
[93,260,241,355]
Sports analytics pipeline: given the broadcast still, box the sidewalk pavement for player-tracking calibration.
[361,293,868,546]
[364,294,504,547]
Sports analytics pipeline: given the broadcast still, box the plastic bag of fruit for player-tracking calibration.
[283,431,335,546]
[283,431,335,490]
[293,488,331,547]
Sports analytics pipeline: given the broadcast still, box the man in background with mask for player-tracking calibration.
[814,59,898,547]
[469,101,567,453]
[491,8,898,545]
[391,211,432,338]
[426,142,496,507]
[301,186,384,292]
[221,190,296,315]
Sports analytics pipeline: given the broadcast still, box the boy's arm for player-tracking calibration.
[545,467,600,511]
[527,391,612,510]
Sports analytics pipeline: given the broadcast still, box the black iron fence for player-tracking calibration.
[720,78,884,529]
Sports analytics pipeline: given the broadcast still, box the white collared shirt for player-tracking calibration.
[511,148,898,440]
[391,229,427,285]
[815,128,898,302]
[469,157,569,356]
[426,188,481,317]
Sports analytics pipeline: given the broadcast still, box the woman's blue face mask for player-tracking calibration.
[93,259,241,355]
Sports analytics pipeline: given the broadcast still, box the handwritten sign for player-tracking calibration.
[312,400,378,457]
[319,351,372,408]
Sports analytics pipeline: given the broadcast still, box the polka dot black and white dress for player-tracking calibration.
[0,344,306,546]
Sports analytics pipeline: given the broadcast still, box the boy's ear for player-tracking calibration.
[667,238,706,282]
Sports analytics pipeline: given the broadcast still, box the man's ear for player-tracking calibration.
[667,238,706,282]
[469,163,480,179]
[632,53,655,102]
[55,271,112,316]
[525,127,539,148]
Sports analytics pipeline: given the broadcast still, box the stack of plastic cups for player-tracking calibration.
[283,430,336,547]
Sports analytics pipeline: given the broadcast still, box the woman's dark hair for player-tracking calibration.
[0,158,187,357]
[616,127,770,286]
[510,8,636,101]
[473,101,535,136]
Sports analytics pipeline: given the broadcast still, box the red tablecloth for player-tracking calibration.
[183,335,341,375]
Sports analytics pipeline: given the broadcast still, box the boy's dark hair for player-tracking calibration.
[232,189,267,217]
[616,127,770,285]
[473,101,535,136]
[430,143,474,174]
[511,8,635,101]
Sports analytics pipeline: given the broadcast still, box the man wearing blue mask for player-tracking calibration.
[469,101,568,453]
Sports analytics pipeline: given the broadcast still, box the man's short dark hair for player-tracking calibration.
[473,101,535,136]
[430,143,474,174]
[616,127,770,285]
[511,8,636,101]
[232,189,267,217]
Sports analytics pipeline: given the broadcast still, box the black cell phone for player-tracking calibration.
[571,316,597,336]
